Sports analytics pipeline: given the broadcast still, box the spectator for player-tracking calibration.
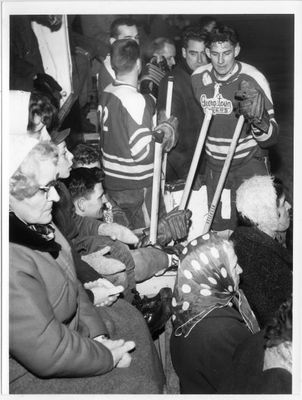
[51,130,177,339]
[223,297,292,394]
[170,232,259,393]
[150,37,176,70]
[157,26,208,183]
[192,24,278,231]
[9,134,165,393]
[231,175,292,327]
[63,166,173,284]
[72,143,102,169]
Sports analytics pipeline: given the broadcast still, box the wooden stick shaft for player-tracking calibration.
[150,139,163,244]
[161,76,174,194]
[202,115,245,234]
[179,109,212,210]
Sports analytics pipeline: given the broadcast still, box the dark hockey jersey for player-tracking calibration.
[191,61,278,170]
[99,81,156,190]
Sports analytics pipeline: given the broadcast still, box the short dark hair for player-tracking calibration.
[205,25,239,48]
[111,39,140,75]
[28,92,59,132]
[72,143,100,168]
[110,17,137,39]
[264,297,292,348]
[64,167,104,201]
[181,25,207,49]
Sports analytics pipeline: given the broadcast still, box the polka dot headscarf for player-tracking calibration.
[172,232,259,337]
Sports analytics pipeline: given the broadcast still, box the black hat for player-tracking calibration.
[50,128,70,145]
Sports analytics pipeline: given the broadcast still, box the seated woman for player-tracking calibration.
[231,175,292,328]
[170,232,260,394]
[222,297,292,394]
[9,134,165,394]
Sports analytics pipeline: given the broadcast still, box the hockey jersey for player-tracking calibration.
[99,81,156,191]
[191,61,278,170]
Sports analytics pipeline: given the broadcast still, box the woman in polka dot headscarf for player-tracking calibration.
[170,232,260,394]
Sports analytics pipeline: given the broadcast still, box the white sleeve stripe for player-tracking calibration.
[105,171,154,180]
[103,158,153,174]
[132,146,151,163]
[130,128,152,144]
[131,137,152,157]
[252,123,273,142]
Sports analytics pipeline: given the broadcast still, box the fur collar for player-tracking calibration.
[9,212,61,259]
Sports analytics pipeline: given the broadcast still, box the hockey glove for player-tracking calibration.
[234,79,270,133]
[140,56,170,99]
[155,111,179,152]
[140,207,192,247]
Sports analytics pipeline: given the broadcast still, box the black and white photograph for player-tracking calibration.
[1,0,302,396]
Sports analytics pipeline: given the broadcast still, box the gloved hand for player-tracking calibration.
[140,207,192,247]
[234,79,270,133]
[84,278,124,307]
[94,337,136,368]
[140,56,170,98]
[98,222,139,245]
[155,111,179,152]
[81,246,126,275]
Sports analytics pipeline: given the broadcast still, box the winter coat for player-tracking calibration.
[9,218,113,380]
[221,330,292,394]
[231,226,292,328]
[170,305,252,394]
[157,60,204,183]
[9,213,165,394]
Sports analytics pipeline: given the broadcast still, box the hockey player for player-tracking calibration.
[99,39,178,230]
[192,24,278,231]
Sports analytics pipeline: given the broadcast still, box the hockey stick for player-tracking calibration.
[201,114,245,234]
[161,75,174,194]
[150,130,165,244]
[178,109,213,210]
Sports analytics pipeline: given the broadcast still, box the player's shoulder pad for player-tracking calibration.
[192,63,212,77]
[107,84,147,125]
[240,62,273,103]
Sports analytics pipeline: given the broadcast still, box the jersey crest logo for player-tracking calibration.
[200,83,233,115]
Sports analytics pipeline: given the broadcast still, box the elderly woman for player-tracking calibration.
[170,232,259,394]
[9,134,164,394]
[231,175,292,328]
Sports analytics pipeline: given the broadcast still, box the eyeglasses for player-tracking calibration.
[38,181,57,199]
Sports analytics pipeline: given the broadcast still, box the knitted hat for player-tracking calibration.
[10,133,39,177]
[236,175,279,232]
[10,90,31,134]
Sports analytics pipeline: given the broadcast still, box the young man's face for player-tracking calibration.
[206,41,240,78]
[81,182,107,219]
[182,39,208,71]
[116,24,139,43]
[57,141,74,179]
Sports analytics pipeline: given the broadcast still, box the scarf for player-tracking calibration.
[172,232,260,337]
[9,212,61,259]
